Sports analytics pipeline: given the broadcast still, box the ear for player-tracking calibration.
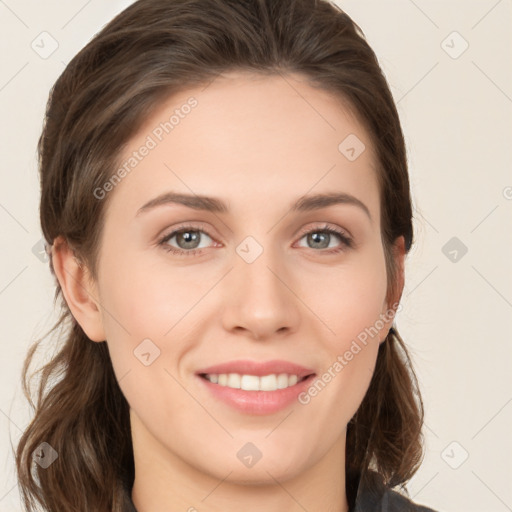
[379,235,406,343]
[51,236,106,342]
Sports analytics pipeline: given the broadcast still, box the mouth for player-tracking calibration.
[195,360,317,415]
[198,372,313,391]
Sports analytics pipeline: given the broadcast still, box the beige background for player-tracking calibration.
[1,1,511,510]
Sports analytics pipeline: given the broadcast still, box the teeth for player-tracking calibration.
[260,374,277,391]
[277,373,288,389]
[227,373,241,388]
[241,375,260,391]
[203,373,303,391]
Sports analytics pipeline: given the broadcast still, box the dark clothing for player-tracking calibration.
[346,470,437,511]
[122,470,437,511]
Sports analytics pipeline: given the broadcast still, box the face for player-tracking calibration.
[63,71,403,485]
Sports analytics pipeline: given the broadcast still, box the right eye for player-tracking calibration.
[158,226,216,256]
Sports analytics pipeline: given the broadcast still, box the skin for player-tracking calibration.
[52,71,405,512]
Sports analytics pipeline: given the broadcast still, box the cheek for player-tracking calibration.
[95,251,219,390]
[307,249,389,343]
[97,262,199,419]
[97,249,190,339]
[305,248,387,401]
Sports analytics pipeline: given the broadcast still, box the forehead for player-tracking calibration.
[106,70,380,221]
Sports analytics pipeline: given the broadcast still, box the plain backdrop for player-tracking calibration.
[1,1,511,511]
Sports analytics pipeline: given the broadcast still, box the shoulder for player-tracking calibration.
[381,487,438,512]
[351,470,439,512]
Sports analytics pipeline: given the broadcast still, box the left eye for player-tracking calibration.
[158,224,352,256]
[295,227,352,251]
[159,228,214,256]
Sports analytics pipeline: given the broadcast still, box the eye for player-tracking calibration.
[295,224,353,254]
[157,223,353,257]
[158,224,215,257]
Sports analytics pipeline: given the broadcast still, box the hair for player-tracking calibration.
[15,0,424,510]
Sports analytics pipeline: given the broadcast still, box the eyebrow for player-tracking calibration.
[135,191,371,220]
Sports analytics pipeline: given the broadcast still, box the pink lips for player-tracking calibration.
[196,359,315,379]
[195,359,316,415]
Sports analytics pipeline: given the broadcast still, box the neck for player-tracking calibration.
[130,412,349,512]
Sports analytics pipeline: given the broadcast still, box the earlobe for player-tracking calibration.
[51,236,106,342]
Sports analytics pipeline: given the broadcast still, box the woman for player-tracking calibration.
[16,1,438,511]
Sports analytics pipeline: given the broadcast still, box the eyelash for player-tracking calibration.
[157,223,353,257]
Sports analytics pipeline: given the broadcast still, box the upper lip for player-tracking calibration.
[196,359,316,379]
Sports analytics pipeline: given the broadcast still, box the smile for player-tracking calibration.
[200,373,309,391]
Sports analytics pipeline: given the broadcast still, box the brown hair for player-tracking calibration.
[16,0,424,510]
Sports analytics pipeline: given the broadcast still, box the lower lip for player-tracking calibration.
[197,374,316,415]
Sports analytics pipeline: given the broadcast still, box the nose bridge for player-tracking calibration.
[221,236,300,339]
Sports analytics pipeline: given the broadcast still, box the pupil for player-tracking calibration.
[179,231,199,249]
[310,232,328,249]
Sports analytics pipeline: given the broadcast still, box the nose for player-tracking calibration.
[221,246,301,341]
